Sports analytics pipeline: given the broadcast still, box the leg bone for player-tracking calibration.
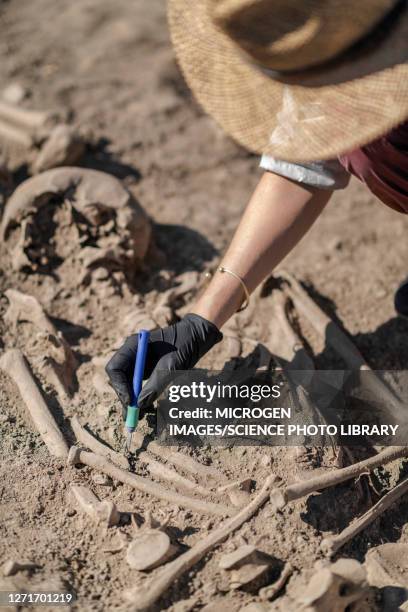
[0,349,68,457]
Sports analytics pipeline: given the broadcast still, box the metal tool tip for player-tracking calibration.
[125,431,133,454]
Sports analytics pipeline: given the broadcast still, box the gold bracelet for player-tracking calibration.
[205,266,250,312]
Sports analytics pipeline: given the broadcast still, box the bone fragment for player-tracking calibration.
[138,452,210,497]
[71,416,129,470]
[70,484,120,527]
[219,545,274,592]
[9,218,31,272]
[259,562,293,601]
[299,558,369,612]
[70,484,100,516]
[124,473,278,611]
[217,479,252,507]
[67,446,231,517]
[219,545,257,570]
[321,476,408,557]
[3,560,39,577]
[32,124,86,173]
[103,532,128,554]
[92,472,112,486]
[0,349,68,457]
[279,271,405,420]
[230,561,271,592]
[5,289,56,334]
[0,101,51,129]
[126,531,178,571]
[2,83,28,105]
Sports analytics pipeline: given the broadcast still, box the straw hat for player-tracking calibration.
[168,0,408,161]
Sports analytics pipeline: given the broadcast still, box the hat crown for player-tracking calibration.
[210,0,398,71]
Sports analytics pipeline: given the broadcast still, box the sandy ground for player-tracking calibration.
[0,1,408,611]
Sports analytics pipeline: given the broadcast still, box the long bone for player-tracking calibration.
[0,349,68,458]
[279,271,405,421]
[67,446,232,517]
[123,473,278,611]
[270,446,408,509]
[321,476,408,557]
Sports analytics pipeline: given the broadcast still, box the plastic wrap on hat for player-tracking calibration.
[269,86,325,147]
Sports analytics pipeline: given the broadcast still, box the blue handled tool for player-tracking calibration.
[125,329,150,453]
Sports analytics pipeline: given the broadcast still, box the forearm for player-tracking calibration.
[191,172,332,328]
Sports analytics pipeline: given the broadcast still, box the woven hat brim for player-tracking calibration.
[169,0,408,162]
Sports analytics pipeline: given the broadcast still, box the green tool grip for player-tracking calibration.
[125,404,139,431]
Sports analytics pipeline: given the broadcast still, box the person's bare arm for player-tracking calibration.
[191,171,332,328]
[107,171,332,412]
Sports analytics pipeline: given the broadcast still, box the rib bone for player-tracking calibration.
[123,473,278,611]
[138,452,211,497]
[70,416,129,470]
[67,446,231,517]
[0,349,68,457]
[130,430,224,482]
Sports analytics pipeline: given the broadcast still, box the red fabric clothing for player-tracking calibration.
[339,120,408,214]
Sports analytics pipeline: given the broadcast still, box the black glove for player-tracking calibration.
[395,277,408,317]
[105,313,223,419]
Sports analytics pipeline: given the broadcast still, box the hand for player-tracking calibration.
[105,313,223,419]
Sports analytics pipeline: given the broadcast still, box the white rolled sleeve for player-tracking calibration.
[260,155,350,190]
